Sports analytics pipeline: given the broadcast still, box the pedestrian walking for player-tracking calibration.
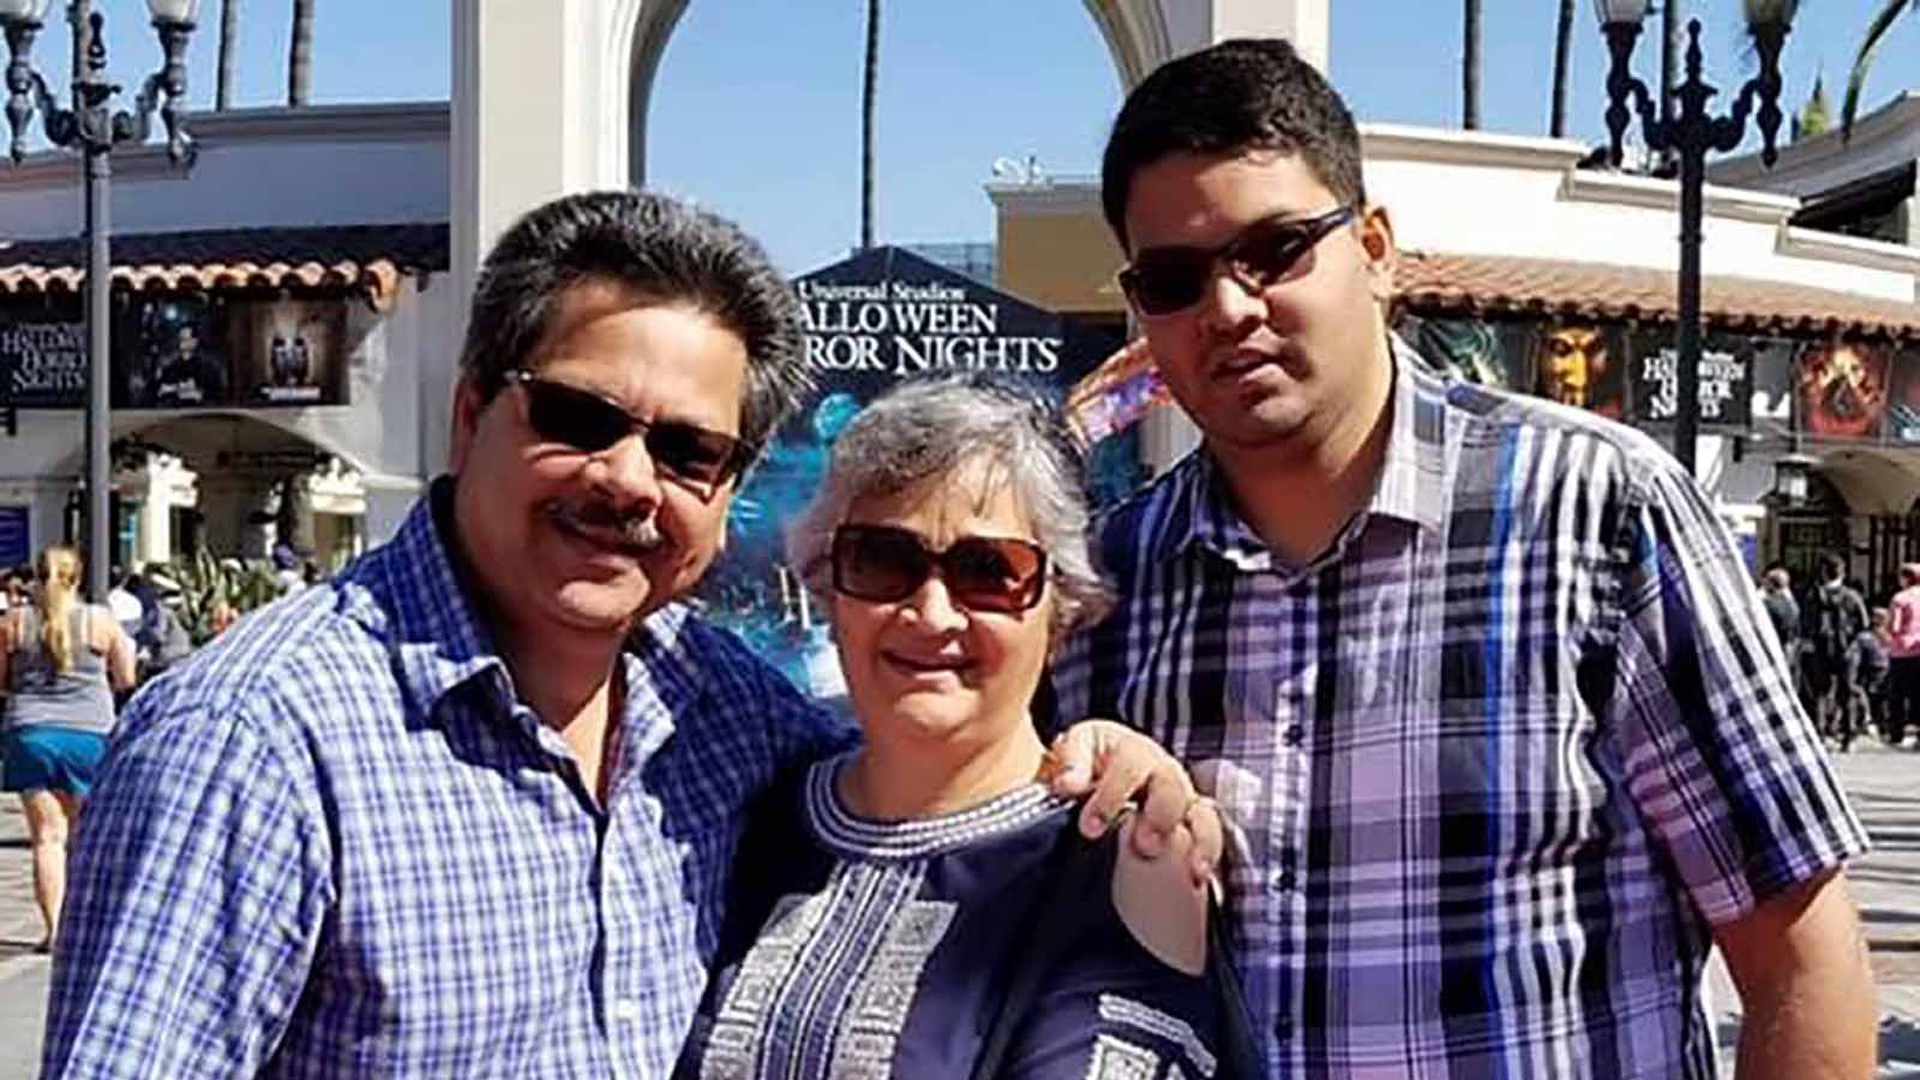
[0,545,136,953]
[1885,563,1920,745]
[1803,552,1871,746]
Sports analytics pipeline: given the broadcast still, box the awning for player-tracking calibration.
[0,222,449,312]
[1396,249,1920,341]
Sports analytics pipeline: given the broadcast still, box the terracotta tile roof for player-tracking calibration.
[1396,249,1920,341]
[0,222,448,312]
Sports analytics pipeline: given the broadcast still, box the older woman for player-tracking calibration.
[675,374,1242,1080]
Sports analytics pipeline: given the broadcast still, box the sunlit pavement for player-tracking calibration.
[3,744,1918,1079]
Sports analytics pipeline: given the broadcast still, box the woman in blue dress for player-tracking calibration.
[676,374,1240,1080]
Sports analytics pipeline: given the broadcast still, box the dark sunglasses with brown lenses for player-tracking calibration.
[504,369,750,488]
[830,524,1049,614]
[1117,205,1357,317]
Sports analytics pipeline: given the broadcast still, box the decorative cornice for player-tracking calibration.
[1778,225,1920,282]
[0,102,449,192]
[1558,168,1799,224]
[984,177,1100,217]
[1359,122,1588,171]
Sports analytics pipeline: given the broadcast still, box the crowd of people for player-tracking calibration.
[3,35,1881,1080]
[1761,554,1920,753]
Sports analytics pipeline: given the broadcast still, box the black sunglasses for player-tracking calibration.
[830,524,1049,614]
[1117,205,1357,317]
[504,370,749,488]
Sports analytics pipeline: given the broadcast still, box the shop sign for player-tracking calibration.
[1630,334,1753,428]
[0,319,86,407]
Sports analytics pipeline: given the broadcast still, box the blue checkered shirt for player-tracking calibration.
[41,485,853,1080]
[1051,341,1870,1080]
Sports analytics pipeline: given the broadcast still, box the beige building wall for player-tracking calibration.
[995,209,1128,316]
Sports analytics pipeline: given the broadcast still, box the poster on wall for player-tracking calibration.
[1629,331,1753,429]
[0,316,86,407]
[121,296,228,408]
[1529,321,1627,419]
[1881,345,1920,443]
[1397,315,1535,391]
[0,505,26,568]
[692,246,1125,701]
[229,299,349,406]
[1796,338,1890,440]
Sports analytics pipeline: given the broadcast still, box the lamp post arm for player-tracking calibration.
[112,21,193,164]
[3,26,77,163]
[1602,22,1675,164]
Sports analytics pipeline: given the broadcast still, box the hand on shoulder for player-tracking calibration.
[1111,814,1209,976]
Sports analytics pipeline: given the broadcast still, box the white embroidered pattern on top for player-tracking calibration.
[828,899,959,1078]
[1084,1033,1161,1080]
[698,891,832,1080]
[1097,993,1217,1077]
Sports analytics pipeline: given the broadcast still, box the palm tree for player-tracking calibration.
[860,0,879,249]
[216,0,239,110]
[1462,0,1482,129]
[1842,0,1916,138]
[288,0,314,106]
[1549,0,1575,136]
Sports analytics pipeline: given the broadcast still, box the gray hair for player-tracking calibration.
[787,373,1113,643]
[457,190,813,456]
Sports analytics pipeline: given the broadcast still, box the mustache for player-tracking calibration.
[544,500,663,554]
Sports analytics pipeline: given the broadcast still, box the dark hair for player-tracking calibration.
[1101,38,1366,250]
[457,190,813,456]
[1820,552,1847,581]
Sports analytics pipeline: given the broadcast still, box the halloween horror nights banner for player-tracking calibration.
[0,296,351,410]
[694,246,1131,701]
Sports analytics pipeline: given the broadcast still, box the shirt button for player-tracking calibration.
[611,998,641,1023]
[1283,724,1304,746]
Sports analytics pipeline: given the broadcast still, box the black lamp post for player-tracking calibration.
[0,0,195,601]
[1597,0,1792,475]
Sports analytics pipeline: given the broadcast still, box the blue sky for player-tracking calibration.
[59,1,1920,275]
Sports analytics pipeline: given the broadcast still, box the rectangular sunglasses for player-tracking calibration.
[830,523,1049,614]
[504,369,749,487]
[1117,205,1357,316]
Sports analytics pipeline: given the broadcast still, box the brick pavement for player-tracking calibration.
[1,747,1918,1078]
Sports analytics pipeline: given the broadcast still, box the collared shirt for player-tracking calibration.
[42,482,853,1080]
[1051,339,1870,1080]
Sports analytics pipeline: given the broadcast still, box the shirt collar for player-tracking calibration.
[1150,332,1451,565]
[363,476,511,722]
[359,478,713,755]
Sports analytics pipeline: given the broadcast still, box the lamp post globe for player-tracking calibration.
[0,0,49,28]
[145,0,198,27]
[1594,0,1649,29]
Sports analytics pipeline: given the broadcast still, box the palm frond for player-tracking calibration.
[1841,0,1916,141]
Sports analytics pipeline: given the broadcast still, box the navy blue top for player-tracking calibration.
[676,754,1224,1079]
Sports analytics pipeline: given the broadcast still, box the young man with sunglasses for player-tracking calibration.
[41,192,1214,1080]
[1052,38,1875,1080]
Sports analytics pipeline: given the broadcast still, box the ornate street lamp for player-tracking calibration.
[1597,0,1793,477]
[0,0,196,600]
[1772,450,1819,507]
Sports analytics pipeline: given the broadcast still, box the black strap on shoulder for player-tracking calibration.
[968,827,1112,1080]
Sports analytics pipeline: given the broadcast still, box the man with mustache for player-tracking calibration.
[1053,38,1876,1080]
[39,191,1212,1080]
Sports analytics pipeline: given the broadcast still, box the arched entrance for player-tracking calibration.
[443,0,1329,476]
[49,412,372,573]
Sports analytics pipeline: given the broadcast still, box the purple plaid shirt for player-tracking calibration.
[1052,340,1869,1080]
